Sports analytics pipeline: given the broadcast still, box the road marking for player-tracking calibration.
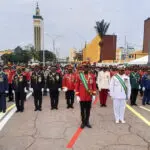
[0,107,16,131]
[126,104,150,126]
[67,95,99,149]
[0,104,16,120]
[0,92,32,131]
[66,128,82,148]
[139,106,150,112]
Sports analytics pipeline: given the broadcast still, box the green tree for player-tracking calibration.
[95,19,110,62]
[37,50,56,62]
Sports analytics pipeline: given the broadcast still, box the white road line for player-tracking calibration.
[0,107,16,131]
[0,92,32,131]
[139,106,150,112]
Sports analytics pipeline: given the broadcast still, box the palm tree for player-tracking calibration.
[95,19,110,62]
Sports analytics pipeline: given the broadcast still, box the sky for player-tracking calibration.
[0,0,150,57]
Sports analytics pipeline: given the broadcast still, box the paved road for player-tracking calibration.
[0,92,150,150]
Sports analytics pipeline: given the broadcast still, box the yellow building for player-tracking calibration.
[0,50,13,55]
[83,35,101,62]
[128,50,148,60]
[69,48,76,62]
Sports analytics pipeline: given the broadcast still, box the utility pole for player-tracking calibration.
[42,20,45,67]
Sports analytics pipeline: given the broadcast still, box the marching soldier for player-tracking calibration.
[75,62,96,129]
[109,66,131,124]
[31,66,44,111]
[62,65,75,109]
[47,66,62,110]
[12,68,27,112]
[142,68,150,105]
[0,66,8,113]
[130,68,140,106]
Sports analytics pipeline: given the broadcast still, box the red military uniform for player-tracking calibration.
[75,73,96,101]
[62,73,75,90]
[4,68,15,102]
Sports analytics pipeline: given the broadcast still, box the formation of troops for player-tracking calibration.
[0,62,150,128]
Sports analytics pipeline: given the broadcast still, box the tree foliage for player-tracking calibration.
[94,19,110,62]
[1,46,56,64]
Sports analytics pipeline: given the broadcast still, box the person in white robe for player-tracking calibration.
[109,67,131,124]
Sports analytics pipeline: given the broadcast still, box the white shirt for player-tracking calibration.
[109,74,131,99]
[97,71,110,90]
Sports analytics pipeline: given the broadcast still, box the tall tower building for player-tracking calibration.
[33,3,43,51]
[143,18,150,53]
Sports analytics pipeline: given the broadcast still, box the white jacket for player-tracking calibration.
[97,71,110,91]
[109,74,131,100]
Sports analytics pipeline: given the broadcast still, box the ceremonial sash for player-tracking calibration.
[79,73,92,95]
[115,74,128,99]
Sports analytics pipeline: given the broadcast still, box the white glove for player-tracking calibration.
[63,87,68,92]
[24,88,28,93]
[29,88,33,92]
[12,90,15,94]
[5,91,8,94]
[142,87,145,91]
[47,88,50,92]
[42,88,44,92]
[139,85,141,90]
[76,96,80,103]
[58,88,61,92]
[92,96,96,103]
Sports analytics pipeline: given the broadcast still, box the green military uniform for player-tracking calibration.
[130,72,140,106]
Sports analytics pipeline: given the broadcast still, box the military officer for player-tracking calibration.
[130,68,140,106]
[46,66,62,110]
[75,62,96,129]
[62,65,75,109]
[31,66,44,111]
[142,68,150,105]
[109,66,131,124]
[97,67,110,107]
[12,68,27,112]
[0,66,9,113]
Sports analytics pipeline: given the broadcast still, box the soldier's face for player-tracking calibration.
[84,66,89,73]
[119,69,124,75]
[51,67,56,73]
[68,69,72,73]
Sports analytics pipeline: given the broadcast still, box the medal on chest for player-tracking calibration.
[0,75,3,82]
[19,76,23,82]
[56,75,59,81]
[38,76,42,82]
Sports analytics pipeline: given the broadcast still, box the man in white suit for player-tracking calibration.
[109,66,131,124]
[97,67,110,107]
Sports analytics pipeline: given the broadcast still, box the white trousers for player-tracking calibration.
[113,99,126,121]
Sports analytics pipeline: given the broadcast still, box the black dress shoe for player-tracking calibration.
[55,107,58,110]
[16,110,20,113]
[70,105,74,109]
[103,104,107,107]
[67,106,70,109]
[134,104,138,106]
[100,104,103,107]
[51,107,54,110]
[80,123,85,129]
[86,123,92,128]
[3,110,6,113]
[38,108,42,111]
[34,108,38,111]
